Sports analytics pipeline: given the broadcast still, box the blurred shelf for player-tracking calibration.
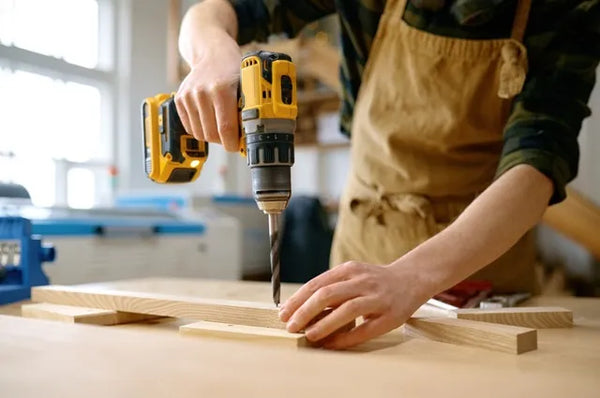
[296,142,350,150]
[297,90,340,111]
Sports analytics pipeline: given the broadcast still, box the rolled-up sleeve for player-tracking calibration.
[227,0,336,45]
[496,0,599,204]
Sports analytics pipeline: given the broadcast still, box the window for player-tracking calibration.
[0,0,115,208]
[0,0,99,68]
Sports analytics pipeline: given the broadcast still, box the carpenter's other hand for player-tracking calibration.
[279,261,428,349]
[174,30,241,152]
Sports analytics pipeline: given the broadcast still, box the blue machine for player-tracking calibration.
[0,217,56,305]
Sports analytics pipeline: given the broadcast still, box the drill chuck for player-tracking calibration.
[245,122,295,214]
[250,167,291,214]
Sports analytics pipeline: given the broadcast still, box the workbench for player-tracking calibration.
[1,278,599,397]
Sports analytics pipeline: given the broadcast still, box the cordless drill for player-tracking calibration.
[142,51,297,306]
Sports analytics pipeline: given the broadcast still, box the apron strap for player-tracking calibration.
[498,0,532,98]
[382,0,533,99]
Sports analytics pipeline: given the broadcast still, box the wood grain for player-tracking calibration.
[405,317,537,354]
[3,311,599,398]
[32,285,286,329]
[180,321,307,347]
[21,303,160,325]
[3,280,600,397]
[452,307,573,329]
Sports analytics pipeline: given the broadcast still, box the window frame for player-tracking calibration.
[0,0,117,208]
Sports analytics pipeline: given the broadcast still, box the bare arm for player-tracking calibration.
[178,0,238,66]
[280,165,553,349]
[175,0,241,151]
[405,164,553,294]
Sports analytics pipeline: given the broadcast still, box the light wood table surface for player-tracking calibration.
[1,277,599,397]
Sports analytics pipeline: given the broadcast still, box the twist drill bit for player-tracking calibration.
[268,213,281,306]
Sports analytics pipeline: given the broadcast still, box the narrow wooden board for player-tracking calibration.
[21,303,160,325]
[452,307,573,329]
[180,321,307,347]
[32,285,285,329]
[405,317,537,354]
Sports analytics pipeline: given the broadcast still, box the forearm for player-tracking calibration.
[179,0,238,67]
[281,165,554,348]
[395,164,553,295]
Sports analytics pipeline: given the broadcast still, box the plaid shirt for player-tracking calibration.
[227,0,599,203]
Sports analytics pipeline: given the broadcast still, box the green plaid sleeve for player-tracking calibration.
[496,0,600,205]
[226,0,336,45]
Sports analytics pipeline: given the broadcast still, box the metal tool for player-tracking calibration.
[480,293,531,309]
[142,51,297,306]
[426,297,458,311]
[268,213,281,305]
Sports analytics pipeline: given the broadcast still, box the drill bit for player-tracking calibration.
[268,213,281,306]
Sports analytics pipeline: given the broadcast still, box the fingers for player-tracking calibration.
[323,317,394,350]
[280,262,363,323]
[303,297,375,342]
[212,85,239,152]
[285,280,361,333]
[279,261,400,348]
[174,81,239,151]
[174,96,192,138]
[196,92,219,143]
[176,92,204,141]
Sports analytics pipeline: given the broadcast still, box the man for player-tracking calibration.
[175,0,599,349]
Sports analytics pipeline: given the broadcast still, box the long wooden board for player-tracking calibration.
[21,303,160,325]
[405,318,537,354]
[452,307,573,329]
[180,321,307,347]
[31,285,539,354]
[32,285,285,329]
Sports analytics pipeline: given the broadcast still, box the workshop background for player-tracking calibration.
[0,0,598,301]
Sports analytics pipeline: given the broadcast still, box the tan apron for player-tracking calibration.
[331,0,539,293]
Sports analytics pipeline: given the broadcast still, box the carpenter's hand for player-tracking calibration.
[175,29,241,152]
[279,261,429,349]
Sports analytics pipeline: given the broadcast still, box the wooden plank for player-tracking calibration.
[21,303,160,326]
[542,188,600,259]
[180,309,355,347]
[405,318,537,354]
[452,307,573,329]
[166,0,182,84]
[76,277,301,303]
[32,285,286,329]
[180,321,307,347]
